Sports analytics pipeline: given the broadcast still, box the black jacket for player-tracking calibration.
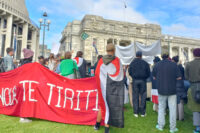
[20,58,32,66]
[153,59,181,95]
[128,58,150,81]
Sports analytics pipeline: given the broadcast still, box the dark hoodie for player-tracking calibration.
[102,55,115,65]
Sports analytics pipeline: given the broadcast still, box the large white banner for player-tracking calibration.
[135,40,161,56]
[115,44,135,65]
[115,40,161,65]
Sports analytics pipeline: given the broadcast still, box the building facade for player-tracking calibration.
[39,44,51,58]
[0,0,40,61]
[60,15,200,64]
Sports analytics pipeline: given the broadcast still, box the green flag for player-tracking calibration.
[81,32,89,40]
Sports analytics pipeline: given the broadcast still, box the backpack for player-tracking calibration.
[0,58,5,73]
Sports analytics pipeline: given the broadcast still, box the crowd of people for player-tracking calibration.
[0,45,200,133]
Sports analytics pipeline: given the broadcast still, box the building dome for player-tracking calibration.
[0,0,30,22]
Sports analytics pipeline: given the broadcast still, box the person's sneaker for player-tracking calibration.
[19,118,32,123]
[134,114,138,118]
[105,127,110,133]
[94,125,99,130]
[170,128,178,133]
[156,125,163,131]
[141,114,147,117]
[94,122,100,130]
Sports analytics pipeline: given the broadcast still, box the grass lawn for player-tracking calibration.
[0,102,193,133]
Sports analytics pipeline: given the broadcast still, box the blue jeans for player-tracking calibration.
[158,94,177,131]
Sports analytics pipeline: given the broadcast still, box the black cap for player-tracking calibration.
[172,56,179,63]
[38,56,44,59]
[136,51,142,57]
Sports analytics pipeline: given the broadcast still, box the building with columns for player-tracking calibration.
[0,0,40,61]
[60,15,200,64]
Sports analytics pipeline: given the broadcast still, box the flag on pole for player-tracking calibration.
[92,39,98,55]
[181,48,188,61]
[124,0,127,8]
[13,27,17,59]
[13,27,17,52]
[81,32,89,40]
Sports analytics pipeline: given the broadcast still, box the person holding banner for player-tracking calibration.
[19,48,34,66]
[59,51,79,79]
[74,51,87,78]
[19,48,34,123]
[95,43,124,133]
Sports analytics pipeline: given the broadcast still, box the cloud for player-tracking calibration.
[39,0,149,24]
[163,24,200,38]
[34,0,200,50]
[176,16,200,28]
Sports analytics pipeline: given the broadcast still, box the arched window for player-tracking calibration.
[119,40,131,46]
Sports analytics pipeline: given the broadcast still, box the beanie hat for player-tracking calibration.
[193,48,200,57]
[153,56,161,63]
[136,51,142,57]
[23,48,34,59]
[172,56,179,63]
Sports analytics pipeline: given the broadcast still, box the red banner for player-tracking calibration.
[0,63,100,125]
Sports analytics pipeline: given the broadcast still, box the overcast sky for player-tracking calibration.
[26,0,200,53]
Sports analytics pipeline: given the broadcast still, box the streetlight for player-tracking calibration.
[165,35,173,57]
[39,12,51,56]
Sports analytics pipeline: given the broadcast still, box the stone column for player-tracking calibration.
[169,45,172,58]
[21,23,28,58]
[179,46,183,62]
[36,34,40,61]
[188,47,192,61]
[117,39,120,45]
[0,17,4,56]
[31,30,37,61]
[5,14,13,49]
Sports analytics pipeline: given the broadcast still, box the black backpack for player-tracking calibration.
[0,58,5,73]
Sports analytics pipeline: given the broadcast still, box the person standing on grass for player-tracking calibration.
[128,51,150,117]
[172,56,187,121]
[151,56,161,112]
[74,51,87,78]
[94,43,124,133]
[3,48,15,72]
[153,53,181,133]
[19,48,34,123]
[185,48,200,133]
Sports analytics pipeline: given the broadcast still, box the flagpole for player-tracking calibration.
[13,27,17,59]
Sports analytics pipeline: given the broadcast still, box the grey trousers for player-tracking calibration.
[177,100,184,121]
[193,112,200,126]
[158,94,177,131]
